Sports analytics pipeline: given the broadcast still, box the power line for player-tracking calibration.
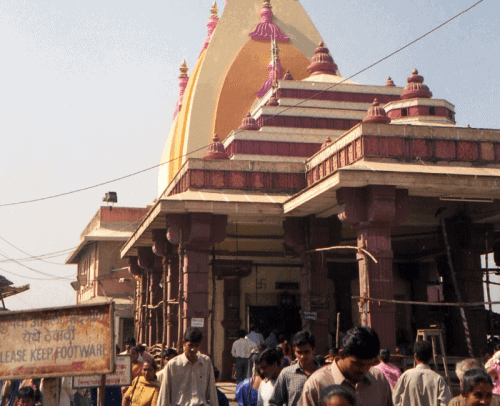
[267,0,485,114]
[0,250,74,281]
[0,235,72,265]
[0,250,74,264]
[0,266,74,281]
[0,144,207,208]
[0,0,485,208]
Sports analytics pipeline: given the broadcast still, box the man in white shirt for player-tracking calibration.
[156,327,218,406]
[393,340,451,406]
[257,349,283,406]
[232,329,257,383]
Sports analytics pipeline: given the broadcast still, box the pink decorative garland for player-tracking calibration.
[173,73,189,119]
[198,16,219,58]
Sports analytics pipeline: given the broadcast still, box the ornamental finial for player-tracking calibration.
[179,59,188,78]
[210,1,219,18]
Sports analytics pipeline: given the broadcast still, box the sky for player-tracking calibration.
[0,0,499,311]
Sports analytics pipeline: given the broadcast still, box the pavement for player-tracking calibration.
[217,382,238,406]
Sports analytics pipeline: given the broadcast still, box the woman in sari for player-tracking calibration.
[122,360,160,406]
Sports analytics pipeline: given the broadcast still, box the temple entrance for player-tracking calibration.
[248,305,302,341]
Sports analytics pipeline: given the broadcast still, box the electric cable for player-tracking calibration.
[0,250,74,281]
[0,0,485,208]
[0,266,74,281]
[0,235,72,265]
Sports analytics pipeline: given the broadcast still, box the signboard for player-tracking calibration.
[73,355,132,388]
[303,311,317,321]
[0,302,114,380]
[191,318,204,328]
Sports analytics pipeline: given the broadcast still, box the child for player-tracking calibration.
[320,385,356,406]
[16,386,35,406]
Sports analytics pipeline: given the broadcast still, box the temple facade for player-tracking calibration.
[120,0,500,378]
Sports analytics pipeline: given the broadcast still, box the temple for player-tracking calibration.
[119,0,500,378]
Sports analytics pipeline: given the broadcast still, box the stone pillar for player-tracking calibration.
[337,185,408,350]
[284,215,342,354]
[166,212,227,354]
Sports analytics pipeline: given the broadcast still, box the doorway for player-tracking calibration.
[248,305,302,340]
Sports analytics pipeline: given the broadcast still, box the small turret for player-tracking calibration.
[362,99,391,124]
[321,136,332,150]
[203,134,229,159]
[401,69,432,100]
[238,112,260,131]
[385,77,396,87]
[306,42,338,76]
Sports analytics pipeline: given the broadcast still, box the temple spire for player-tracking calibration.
[173,59,189,119]
[198,1,220,58]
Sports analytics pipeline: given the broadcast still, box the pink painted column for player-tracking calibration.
[337,186,408,350]
[166,213,227,354]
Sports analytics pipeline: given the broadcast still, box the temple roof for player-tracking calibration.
[159,0,327,193]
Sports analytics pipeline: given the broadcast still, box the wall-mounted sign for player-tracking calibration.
[72,355,132,388]
[0,302,114,380]
[191,318,204,328]
[303,311,317,321]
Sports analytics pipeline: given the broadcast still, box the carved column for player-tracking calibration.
[284,215,342,354]
[337,185,408,350]
[166,213,227,354]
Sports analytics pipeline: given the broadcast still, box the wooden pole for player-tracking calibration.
[99,375,105,406]
[359,235,369,327]
[485,234,494,335]
[177,228,184,352]
[145,270,151,344]
[210,247,216,359]
[0,291,6,309]
[162,255,168,366]
[335,312,340,348]
[440,218,474,357]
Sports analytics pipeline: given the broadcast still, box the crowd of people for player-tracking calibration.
[231,326,500,406]
[5,325,500,406]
